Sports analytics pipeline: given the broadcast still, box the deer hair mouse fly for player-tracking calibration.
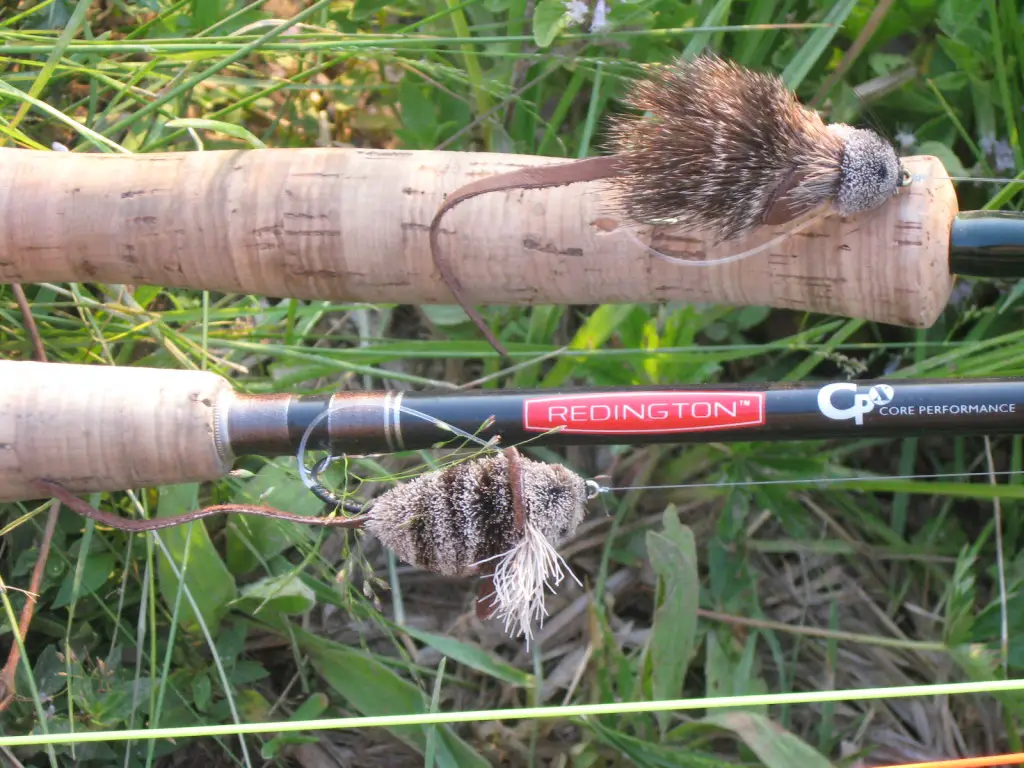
[41,447,593,643]
[363,446,590,643]
[303,446,593,643]
[427,52,911,355]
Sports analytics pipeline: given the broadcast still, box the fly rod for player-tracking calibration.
[3,359,1024,504]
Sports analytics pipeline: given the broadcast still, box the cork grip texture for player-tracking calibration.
[0,148,956,327]
[0,361,235,502]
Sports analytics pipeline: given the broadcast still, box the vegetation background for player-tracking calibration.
[0,0,1023,766]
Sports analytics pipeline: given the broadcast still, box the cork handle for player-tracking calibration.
[0,361,235,503]
[0,148,956,328]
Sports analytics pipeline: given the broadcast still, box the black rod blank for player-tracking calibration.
[225,377,1024,457]
[950,211,1024,278]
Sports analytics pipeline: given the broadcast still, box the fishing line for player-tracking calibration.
[627,170,1023,271]
[926,175,1024,184]
[593,468,1024,494]
[300,405,1024,505]
[872,754,1024,768]
[295,398,499,505]
[2,677,1024,747]
[620,209,828,268]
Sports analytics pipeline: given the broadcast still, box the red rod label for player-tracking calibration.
[523,391,766,434]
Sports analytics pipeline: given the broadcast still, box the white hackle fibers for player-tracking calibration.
[475,521,583,646]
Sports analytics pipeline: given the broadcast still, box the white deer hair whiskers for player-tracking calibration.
[474,521,583,645]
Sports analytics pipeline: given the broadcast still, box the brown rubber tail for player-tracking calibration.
[428,155,623,356]
[37,479,369,532]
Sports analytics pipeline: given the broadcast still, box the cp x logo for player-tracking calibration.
[817,383,894,426]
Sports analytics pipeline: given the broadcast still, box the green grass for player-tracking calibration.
[1,1,1024,766]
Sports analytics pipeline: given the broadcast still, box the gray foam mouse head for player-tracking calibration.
[832,126,906,215]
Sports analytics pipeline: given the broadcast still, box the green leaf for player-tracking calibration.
[0,80,125,154]
[225,460,322,575]
[158,51,227,63]
[236,573,317,616]
[735,305,770,332]
[291,693,330,720]
[703,711,837,768]
[588,719,735,767]
[399,625,533,686]
[31,645,69,698]
[237,688,273,722]
[779,0,860,90]
[192,673,212,712]
[192,0,226,29]
[682,0,732,59]
[533,0,570,48]
[155,484,237,637]
[259,694,331,757]
[937,0,987,38]
[915,140,968,178]
[351,0,392,20]
[52,553,116,609]
[935,36,985,81]
[420,304,472,327]
[396,76,440,148]
[425,657,446,768]
[228,660,271,686]
[997,279,1024,314]
[645,506,699,730]
[866,52,912,77]
[291,626,488,768]
[704,630,768,709]
[191,0,225,30]
[929,70,971,92]
[260,737,315,761]
[541,304,637,386]
[165,118,267,149]
[90,678,155,726]
[261,734,319,760]
[132,285,164,309]
[945,545,978,645]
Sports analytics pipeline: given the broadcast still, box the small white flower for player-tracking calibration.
[979,132,1016,172]
[590,0,609,31]
[894,128,916,149]
[564,0,588,25]
[993,138,1016,173]
[948,278,975,308]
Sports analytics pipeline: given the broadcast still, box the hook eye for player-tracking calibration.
[899,166,913,187]
[308,455,344,506]
[305,455,369,515]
